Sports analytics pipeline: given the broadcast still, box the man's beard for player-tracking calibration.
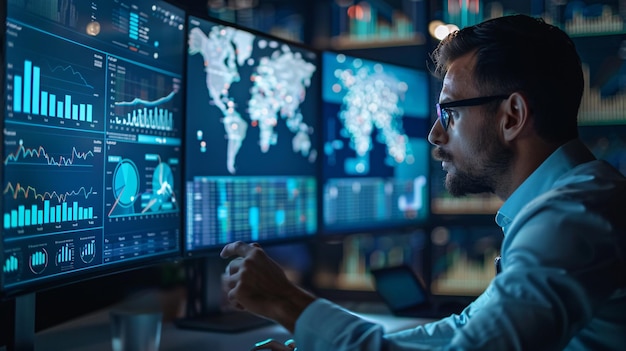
[433,135,513,197]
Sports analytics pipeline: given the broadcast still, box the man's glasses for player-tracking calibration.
[436,95,510,131]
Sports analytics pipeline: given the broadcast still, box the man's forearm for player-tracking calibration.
[272,286,317,333]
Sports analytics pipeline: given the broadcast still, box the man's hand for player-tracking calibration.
[220,241,316,332]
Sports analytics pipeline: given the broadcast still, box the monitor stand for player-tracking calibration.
[174,254,274,333]
[13,293,36,351]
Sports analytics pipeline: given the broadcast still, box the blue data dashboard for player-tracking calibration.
[2,0,185,294]
[184,16,320,252]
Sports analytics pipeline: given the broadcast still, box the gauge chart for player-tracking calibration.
[106,142,180,218]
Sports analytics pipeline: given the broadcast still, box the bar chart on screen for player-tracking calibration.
[5,23,105,130]
[108,59,182,137]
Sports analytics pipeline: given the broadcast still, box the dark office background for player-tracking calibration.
[3,0,626,347]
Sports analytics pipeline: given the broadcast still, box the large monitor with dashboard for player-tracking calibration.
[320,51,431,235]
[1,0,185,302]
[179,14,320,332]
[183,15,320,254]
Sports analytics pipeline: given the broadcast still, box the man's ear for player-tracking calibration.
[500,92,529,142]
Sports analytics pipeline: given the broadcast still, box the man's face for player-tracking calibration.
[428,53,513,197]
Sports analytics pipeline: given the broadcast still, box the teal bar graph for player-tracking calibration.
[29,250,48,274]
[114,107,174,131]
[81,240,96,263]
[30,251,46,266]
[12,59,94,122]
[3,255,18,273]
[3,200,95,228]
[83,241,95,256]
[57,245,73,263]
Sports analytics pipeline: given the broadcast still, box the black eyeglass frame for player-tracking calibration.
[436,95,510,131]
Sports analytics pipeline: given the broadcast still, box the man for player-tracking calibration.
[221,14,626,350]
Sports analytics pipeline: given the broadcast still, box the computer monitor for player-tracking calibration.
[184,15,320,254]
[320,51,431,235]
[574,32,626,175]
[1,0,185,346]
[429,224,503,298]
[179,14,320,332]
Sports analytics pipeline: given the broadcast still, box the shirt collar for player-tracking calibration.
[495,139,596,232]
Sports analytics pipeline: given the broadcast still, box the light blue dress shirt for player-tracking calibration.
[294,139,626,350]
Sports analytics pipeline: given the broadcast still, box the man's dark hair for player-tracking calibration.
[430,14,583,143]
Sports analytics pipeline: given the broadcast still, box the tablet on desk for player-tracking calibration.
[370,265,437,318]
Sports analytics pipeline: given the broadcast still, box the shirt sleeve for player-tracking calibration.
[294,298,386,351]
[294,291,493,351]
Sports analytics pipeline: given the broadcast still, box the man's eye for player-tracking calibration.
[444,108,458,119]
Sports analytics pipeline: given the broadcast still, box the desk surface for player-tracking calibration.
[34,299,432,351]
[36,312,430,351]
